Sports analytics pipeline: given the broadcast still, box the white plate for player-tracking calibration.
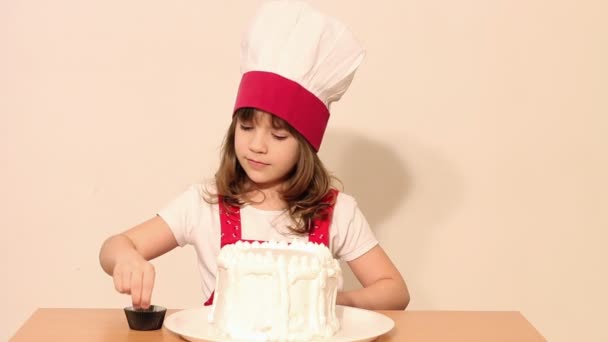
[164,305,394,342]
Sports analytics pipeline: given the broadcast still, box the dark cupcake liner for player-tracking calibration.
[124,305,167,331]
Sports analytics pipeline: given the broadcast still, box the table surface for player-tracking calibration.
[10,308,546,342]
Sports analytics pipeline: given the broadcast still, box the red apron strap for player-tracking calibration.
[204,292,215,306]
[219,195,242,247]
[308,189,338,247]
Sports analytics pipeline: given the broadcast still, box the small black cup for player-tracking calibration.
[124,305,167,331]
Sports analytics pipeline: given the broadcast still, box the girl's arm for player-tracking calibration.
[337,245,410,310]
[99,215,178,308]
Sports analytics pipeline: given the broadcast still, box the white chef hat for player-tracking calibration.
[233,0,365,151]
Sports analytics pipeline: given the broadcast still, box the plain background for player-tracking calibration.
[1,0,606,341]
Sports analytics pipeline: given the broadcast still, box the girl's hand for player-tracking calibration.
[99,216,179,308]
[112,252,156,309]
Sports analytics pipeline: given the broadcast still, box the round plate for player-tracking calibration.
[164,305,394,342]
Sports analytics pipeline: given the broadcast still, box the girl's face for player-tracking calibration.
[234,110,300,191]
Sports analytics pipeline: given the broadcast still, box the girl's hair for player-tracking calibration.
[204,107,340,234]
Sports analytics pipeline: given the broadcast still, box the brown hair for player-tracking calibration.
[204,108,340,234]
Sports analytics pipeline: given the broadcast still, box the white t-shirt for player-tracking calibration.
[157,183,378,300]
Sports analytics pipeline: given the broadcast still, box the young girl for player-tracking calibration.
[99,0,409,312]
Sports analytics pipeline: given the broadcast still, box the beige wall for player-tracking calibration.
[2,0,607,341]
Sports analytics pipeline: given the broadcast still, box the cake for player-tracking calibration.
[208,240,342,341]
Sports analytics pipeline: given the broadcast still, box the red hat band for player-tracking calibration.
[233,71,329,152]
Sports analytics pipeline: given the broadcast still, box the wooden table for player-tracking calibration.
[10,308,546,341]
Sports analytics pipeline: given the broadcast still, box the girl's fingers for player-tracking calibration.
[141,266,156,309]
[111,261,154,305]
[121,269,131,294]
[130,270,143,308]
[113,271,123,293]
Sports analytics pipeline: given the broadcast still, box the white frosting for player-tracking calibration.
[209,240,342,341]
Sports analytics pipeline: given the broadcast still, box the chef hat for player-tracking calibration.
[233,0,365,151]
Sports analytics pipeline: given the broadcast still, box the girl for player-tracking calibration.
[99,0,409,312]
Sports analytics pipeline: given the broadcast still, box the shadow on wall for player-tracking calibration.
[320,129,410,230]
[321,128,464,307]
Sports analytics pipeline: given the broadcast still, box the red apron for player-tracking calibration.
[204,189,338,306]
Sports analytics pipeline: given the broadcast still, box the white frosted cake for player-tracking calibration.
[208,240,342,341]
